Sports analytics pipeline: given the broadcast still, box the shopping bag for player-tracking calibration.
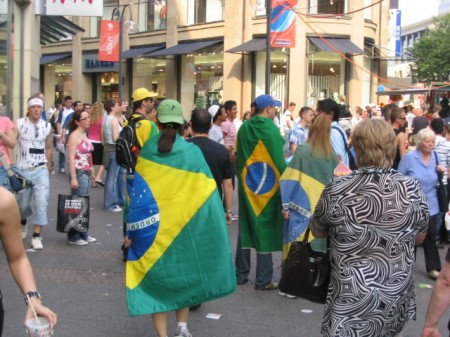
[56,194,89,233]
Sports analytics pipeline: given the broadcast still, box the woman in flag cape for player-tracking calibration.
[125,99,235,337]
[279,114,338,297]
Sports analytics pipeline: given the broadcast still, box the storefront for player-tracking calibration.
[83,53,119,102]
[0,1,11,116]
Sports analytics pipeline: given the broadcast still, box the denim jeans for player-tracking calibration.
[235,233,273,289]
[69,171,91,241]
[58,151,65,171]
[0,167,9,190]
[19,166,49,225]
[104,151,120,210]
[117,166,126,207]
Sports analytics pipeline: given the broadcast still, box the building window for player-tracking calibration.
[132,58,167,100]
[184,0,224,25]
[307,42,345,106]
[180,43,224,108]
[145,0,167,31]
[309,0,347,15]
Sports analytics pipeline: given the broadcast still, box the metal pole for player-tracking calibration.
[265,0,272,95]
[118,13,123,99]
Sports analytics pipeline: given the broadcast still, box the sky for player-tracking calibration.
[399,0,450,26]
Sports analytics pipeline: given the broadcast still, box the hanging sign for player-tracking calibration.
[98,20,120,63]
[270,0,298,48]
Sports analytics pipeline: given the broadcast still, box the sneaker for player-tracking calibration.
[85,236,97,243]
[59,168,65,173]
[231,213,238,221]
[21,224,27,239]
[278,290,297,299]
[175,327,192,337]
[255,281,278,290]
[427,270,440,280]
[106,206,122,213]
[67,239,88,246]
[30,237,43,250]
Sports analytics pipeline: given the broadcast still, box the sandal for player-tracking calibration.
[96,180,105,187]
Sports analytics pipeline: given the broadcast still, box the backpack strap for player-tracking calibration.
[331,125,349,152]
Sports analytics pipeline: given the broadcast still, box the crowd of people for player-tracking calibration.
[2,89,450,337]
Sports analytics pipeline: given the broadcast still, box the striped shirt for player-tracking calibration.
[435,135,450,183]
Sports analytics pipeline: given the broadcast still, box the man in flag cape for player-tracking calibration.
[125,100,235,335]
[235,94,286,290]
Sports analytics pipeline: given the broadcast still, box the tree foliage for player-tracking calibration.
[407,13,450,84]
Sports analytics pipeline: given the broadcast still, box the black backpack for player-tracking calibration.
[116,114,146,174]
[331,126,358,170]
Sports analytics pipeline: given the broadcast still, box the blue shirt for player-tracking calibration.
[331,122,349,166]
[398,149,438,216]
[289,123,308,146]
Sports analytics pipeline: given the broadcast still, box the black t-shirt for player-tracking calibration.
[187,137,232,198]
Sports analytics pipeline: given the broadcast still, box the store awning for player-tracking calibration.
[146,40,222,57]
[40,16,85,45]
[227,39,267,53]
[40,53,71,65]
[308,37,365,54]
[122,46,164,59]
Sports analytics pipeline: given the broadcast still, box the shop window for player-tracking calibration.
[307,43,345,106]
[146,0,167,31]
[184,0,224,25]
[254,50,289,105]
[181,44,224,109]
[0,13,8,115]
[309,0,346,15]
[132,58,167,100]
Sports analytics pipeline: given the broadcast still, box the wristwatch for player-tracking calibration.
[24,291,41,305]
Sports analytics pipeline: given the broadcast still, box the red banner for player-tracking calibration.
[99,20,120,62]
[270,0,298,48]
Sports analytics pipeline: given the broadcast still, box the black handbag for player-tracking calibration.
[434,152,448,213]
[56,194,90,233]
[278,227,331,304]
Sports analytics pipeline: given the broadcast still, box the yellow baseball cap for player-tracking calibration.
[131,88,157,103]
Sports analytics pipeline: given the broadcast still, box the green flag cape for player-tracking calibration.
[237,115,287,253]
[279,143,338,259]
[126,135,236,316]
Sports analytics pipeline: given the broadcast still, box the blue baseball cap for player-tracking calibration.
[255,94,282,109]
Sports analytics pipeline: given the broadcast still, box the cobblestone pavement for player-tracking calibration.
[1,154,449,336]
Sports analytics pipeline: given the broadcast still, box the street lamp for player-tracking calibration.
[111,5,137,99]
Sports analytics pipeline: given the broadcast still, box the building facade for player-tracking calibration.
[5,0,390,119]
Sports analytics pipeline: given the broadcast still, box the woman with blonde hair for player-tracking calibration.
[88,102,105,186]
[280,114,338,298]
[311,119,428,337]
[399,128,443,280]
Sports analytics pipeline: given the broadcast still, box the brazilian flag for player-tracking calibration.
[126,135,236,316]
[237,115,287,253]
[279,143,338,259]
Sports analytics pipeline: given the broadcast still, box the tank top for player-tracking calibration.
[16,118,51,169]
[75,138,94,170]
[102,115,115,145]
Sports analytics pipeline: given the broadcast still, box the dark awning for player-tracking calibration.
[227,39,267,53]
[40,16,85,45]
[40,53,71,65]
[308,37,364,54]
[122,46,164,59]
[146,40,222,57]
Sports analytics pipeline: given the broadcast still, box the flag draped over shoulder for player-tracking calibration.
[237,116,287,253]
[279,143,338,259]
[126,135,236,316]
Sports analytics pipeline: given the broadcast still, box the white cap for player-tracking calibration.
[208,105,220,120]
[27,98,43,108]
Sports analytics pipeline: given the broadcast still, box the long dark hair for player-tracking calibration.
[158,123,181,153]
[68,110,84,133]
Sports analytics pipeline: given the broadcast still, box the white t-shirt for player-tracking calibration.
[16,118,51,169]
[209,124,224,145]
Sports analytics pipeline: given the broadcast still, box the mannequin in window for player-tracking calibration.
[159,1,167,29]
[333,92,339,104]
[318,92,325,101]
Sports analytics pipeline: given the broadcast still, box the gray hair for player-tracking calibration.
[416,128,435,148]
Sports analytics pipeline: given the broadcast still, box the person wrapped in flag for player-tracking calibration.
[280,114,338,256]
[235,94,286,290]
[125,99,235,337]
[279,114,338,297]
